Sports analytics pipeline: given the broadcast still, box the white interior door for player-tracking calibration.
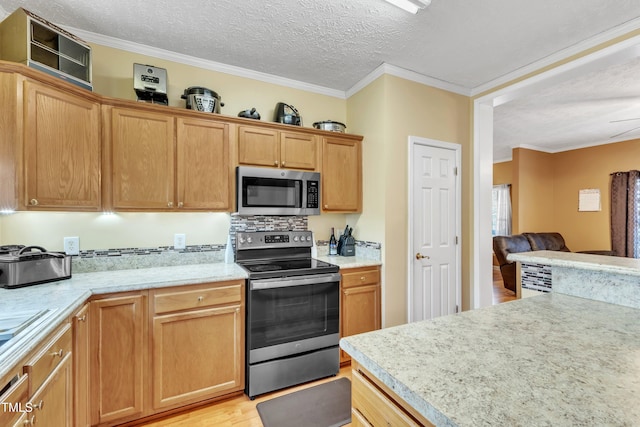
[409,138,461,322]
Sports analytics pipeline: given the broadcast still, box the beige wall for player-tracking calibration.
[348,74,472,326]
[552,138,640,251]
[495,139,640,251]
[512,148,555,234]
[1,43,472,328]
[493,161,512,185]
[91,45,348,127]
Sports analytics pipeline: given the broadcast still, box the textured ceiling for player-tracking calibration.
[1,0,640,160]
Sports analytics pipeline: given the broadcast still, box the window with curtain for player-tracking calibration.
[492,184,512,236]
[610,170,640,257]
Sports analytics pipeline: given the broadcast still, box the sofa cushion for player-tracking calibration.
[523,232,571,252]
[492,234,532,267]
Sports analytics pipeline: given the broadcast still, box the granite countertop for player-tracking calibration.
[340,293,640,427]
[0,256,376,379]
[316,255,382,269]
[0,262,248,379]
[508,250,640,276]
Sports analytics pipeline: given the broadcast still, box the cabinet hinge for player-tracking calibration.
[455,236,458,245]
[455,305,459,313]
[454,166,458,176]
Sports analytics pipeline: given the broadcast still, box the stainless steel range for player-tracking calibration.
[235,230,340,399]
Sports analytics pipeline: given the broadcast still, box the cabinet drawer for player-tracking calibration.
[154,282,243,314]
[24,323,72,396]
[352,369,422,427]
[341,267,380,288]
[0,373,29,426]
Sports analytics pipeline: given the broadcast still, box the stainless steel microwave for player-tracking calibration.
[236,166,321,216]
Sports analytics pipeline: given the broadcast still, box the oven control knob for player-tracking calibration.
[239,237,246,244]
[306,236,312,241]
[247,237,253,244]
[293,236,299,242]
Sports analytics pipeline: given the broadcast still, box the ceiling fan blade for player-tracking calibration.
[610,125,640,139]
[610,117,640,123]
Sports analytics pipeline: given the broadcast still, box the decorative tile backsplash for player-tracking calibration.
[71,214,381,273]
[521,263,552,292]
[73,244,226,273]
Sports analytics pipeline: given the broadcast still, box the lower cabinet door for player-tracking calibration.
[152,305,244,410]
[90,294,147,425]
[24,354,73,427]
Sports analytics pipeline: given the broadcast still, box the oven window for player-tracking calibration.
[243,177,302,208]
[249,282,339,350]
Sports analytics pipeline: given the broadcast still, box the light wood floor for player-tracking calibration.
[136,271,515,427]
[136,368,353,427]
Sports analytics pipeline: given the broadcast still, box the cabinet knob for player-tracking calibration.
[22,415,36,425]
[178,202,184,208]
[324,204,329,209]
[274,160,279,166]
[33,400,44,410]
[50,349,63,358]
[360,276,366,281]
[77,314,87,322]
[197,296,204,302]
[167,202,173,208]
[281,161,285,167]
[29,199,39,206]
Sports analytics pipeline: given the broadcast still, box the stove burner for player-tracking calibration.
[247,264,284,272]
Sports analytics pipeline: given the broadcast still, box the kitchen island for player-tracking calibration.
[340,252,640,426]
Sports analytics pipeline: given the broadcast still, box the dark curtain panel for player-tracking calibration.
[610,170,640,257]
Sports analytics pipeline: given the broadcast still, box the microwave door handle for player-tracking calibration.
[251,273,341,290]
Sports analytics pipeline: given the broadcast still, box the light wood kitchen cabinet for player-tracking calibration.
[18,323,73,427]
[105,107,233,211]
[0,71,101,211]
[321,135,362,212]
[340,266,381,364]
[72,303,90,427]
[176,117,233,210]
[237,125,318,170]
[106,107,175,210]
[351,362,433,427]
[90,292,148,425]
[18,353,73,427]
[150,280,245,410]
[0,371,29,426]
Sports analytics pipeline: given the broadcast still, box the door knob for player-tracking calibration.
[415,253,429,260]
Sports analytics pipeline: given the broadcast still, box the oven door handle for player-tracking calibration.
[250,272,341,290]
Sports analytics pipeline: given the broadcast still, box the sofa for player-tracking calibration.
[492,232,615,293]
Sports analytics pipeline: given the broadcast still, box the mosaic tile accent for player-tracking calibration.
[521,262,552,292]
[69,214,383,272]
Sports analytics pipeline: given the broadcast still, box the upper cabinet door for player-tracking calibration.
[176,117,232,211]
[108,107,175,210]
[321,136,362,212]
[237,126,280,168]
[280,131,318,171]
[23,80,101,210]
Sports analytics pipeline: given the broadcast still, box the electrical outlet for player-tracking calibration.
[64,236,80,255]
[174,233,186,250]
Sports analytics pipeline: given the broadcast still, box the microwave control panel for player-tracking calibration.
[307,181,319,208]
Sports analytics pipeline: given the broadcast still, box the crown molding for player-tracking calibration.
[346,63,471,98]
[69,26,348,99]
[471,16,640,97]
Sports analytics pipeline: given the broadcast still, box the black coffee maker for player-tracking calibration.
[274,103,301,126]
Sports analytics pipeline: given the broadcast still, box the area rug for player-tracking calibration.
[256,378,351,427]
